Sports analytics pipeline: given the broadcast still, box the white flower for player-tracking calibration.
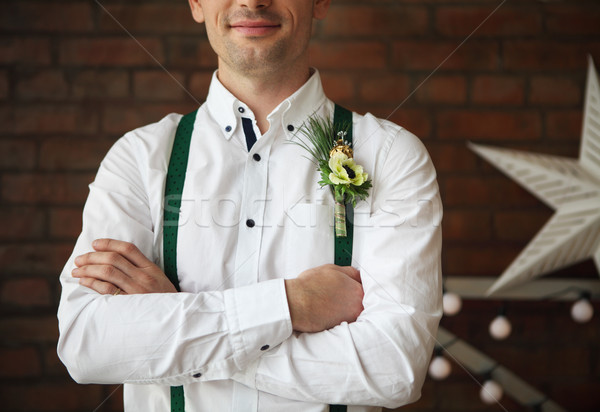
[328,152,368,186]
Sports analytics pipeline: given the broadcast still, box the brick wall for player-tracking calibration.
[1,0,599,411]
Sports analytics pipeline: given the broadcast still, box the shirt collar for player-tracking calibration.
[205,69,328,141]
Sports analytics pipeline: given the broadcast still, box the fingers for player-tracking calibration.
[78,277,126,296]
[72,241,140,294]
[91,239,151,268]
[73,239,176,295]
[72,263,131,292]
[74,251,136,276]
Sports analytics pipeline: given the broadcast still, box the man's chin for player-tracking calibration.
[225,44,288,73]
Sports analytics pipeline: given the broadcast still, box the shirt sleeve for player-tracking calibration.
[56,123,293,386]
[232,128,443,409]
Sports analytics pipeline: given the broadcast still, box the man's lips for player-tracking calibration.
[230,20,280,36]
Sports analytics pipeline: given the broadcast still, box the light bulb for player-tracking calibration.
[428,355,451,380]
[489,315,511,340]
[480,379,503,404]
[571,298,594,323]
[443,292,462,316]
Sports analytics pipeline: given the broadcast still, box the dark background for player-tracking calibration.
[1,0,599,411]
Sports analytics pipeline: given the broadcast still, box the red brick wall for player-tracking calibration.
[1,0,599,411]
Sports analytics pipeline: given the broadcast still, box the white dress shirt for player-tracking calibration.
[57,70,443,412]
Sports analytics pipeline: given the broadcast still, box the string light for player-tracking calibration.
[536,286,595,323]
[443,291,462,316]
[489,305,512,340]
[438,286,597,411]
[428,347,452,380]
[571,292,594,323]
[480,378,503,405]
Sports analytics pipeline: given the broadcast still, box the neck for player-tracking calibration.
[217,60,311,134]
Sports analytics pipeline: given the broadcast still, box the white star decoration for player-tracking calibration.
[470,57,600,295]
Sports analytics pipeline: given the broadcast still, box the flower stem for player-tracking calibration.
[334,201,346,237]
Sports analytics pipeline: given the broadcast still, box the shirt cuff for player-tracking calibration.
[224,278,293,369]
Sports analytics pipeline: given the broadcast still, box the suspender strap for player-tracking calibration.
[333,104,353,268]
[164,106,353,412]
[164,110,197,291]
[330,104,352,411]
[164,109,197,412]
[170,386,185,412]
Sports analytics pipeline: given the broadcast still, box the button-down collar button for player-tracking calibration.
[253,153,261,162]
[193,372,202,378]
[225,125,232,132]
[246,219,255,228]
[260,345,270,351]
[238,107,245,113]
[287,124,295,132]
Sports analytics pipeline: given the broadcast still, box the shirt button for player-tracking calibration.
[287,124,294,132]
[260,345,270,351]
[193,372,202,378]
[225,125,232,132]
[246,219,255,228]
[238,107,245,113]
[253,153,261,162]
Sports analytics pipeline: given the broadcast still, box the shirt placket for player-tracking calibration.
[231,116,272,411]
[233,117,270,287]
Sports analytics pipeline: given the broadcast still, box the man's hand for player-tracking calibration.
[285,264,364,333]
[72,239,177,295]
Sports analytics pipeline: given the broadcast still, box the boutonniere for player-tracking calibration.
[293,115,372,237]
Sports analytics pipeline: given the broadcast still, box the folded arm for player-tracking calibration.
[57,130,364,386]
[232,131,443,408]
[58,118,441,408]
[57,132,292,385]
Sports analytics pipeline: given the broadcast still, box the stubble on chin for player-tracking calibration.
[223,37,289,76]
[219,9,292,77]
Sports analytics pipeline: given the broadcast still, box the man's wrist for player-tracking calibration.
[284,278,305,332]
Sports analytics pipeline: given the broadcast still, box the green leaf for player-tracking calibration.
[287,111,371,206]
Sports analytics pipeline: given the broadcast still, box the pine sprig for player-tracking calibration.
[291,113,372,208]
[295,116,346,166]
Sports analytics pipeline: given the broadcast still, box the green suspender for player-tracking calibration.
[163,105,353,412]
[164,109,198,292]
[333,104,354,268]
[330,105,352,412]
[164,109,197,412]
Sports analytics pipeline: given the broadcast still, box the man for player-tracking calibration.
[57,0,443,410]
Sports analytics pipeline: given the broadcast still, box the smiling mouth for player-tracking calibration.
[229,20,281,36]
